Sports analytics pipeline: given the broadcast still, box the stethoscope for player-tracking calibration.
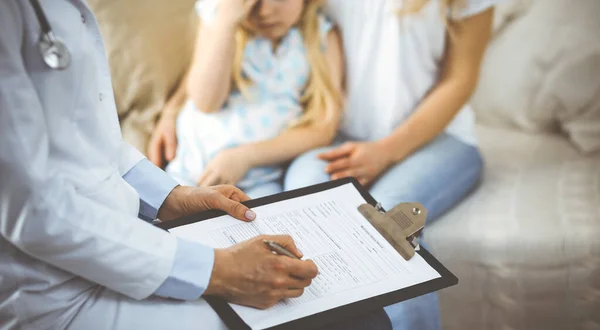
[29,0,71,70]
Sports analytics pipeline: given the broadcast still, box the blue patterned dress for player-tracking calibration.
[166,14,333,193]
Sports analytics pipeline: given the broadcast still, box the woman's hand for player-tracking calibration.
[217,0,259,26]
[197,148,251,187]
[157,185,255,222]
[318,141,395,186]
[148,111,178,168]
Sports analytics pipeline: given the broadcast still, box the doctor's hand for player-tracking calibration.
[157,185,256,222]
[205,235,318,309]
[148,111,178,168]
[197,148,251,187]
[319,141,395,187]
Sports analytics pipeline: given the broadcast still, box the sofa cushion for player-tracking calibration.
[87,0,198,152]
[426,124,600,330]
[471,0,600,153]
[490,0,532,34]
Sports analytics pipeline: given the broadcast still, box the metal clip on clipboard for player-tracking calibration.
[358,202,427,261]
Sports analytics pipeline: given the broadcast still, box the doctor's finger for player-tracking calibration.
[281,288,305,299]
[284,277,312,290]
[212,185,251,202]
[266,235,303,258]
[212,193,255,222]
[287,260,318,280]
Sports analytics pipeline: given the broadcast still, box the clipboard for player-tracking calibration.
[158,178,458,330]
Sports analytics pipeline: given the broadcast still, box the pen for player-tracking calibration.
[263,240,301,260]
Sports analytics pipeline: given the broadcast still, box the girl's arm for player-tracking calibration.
[148,1,257,166]
[238,28,345,168]
[378,9,494,163]
[188,0,259,113]
[186,16,237,113]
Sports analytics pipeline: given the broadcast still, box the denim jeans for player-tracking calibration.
[244,180,284,199]
[283,133,484,330]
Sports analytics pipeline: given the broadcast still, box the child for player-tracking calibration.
[165,0,343,198]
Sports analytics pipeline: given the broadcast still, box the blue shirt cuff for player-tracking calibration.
[123,159,179,221]
[154,238,215,300]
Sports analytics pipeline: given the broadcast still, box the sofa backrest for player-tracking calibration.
[87,0,198,152]
[89,0,600,154]
[472,0,600,153]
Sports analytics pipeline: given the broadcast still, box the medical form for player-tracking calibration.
[169,183,442,330]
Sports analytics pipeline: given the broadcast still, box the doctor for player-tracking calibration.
[0,0,331,329]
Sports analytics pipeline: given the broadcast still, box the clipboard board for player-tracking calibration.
[158,178,458,330]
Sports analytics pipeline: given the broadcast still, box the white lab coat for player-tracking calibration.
[0,0,224,329]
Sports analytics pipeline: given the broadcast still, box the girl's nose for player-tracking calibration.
[256,0,276,18]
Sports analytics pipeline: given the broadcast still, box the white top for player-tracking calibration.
[1,0,180,327]
[326,0,501,145]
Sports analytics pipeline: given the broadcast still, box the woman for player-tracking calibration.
[285,0,497,219]
[150,0,498,328]
[284,0,497,328]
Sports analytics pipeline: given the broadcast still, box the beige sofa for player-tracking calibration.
[426,1,600,329]
[88,0,600,329]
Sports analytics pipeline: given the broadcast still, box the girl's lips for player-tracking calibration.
[258,22,279,30]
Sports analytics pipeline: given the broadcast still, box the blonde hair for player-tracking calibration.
[232,0,341,127]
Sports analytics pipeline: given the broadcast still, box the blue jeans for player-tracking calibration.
[243,180,284,199]
[284,133,484,330]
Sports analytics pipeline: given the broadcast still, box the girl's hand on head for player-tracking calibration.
[217,0,259,26]
[197,147,251,187]
[318,141,395,187]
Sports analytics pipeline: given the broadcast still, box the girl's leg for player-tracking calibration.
[373,134,483,330]
[244,181,284,199]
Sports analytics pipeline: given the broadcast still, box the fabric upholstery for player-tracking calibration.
[490,0,532,34]
[87,0,198,153]
[472,0,600,153]
[426,125,600,330]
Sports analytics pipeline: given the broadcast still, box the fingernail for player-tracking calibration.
[245,210,256,221]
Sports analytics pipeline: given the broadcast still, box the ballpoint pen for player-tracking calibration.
[263,240,301,260]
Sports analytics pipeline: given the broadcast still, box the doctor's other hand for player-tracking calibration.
[148,110,178,168]
[157,185,255,222]
[205,235,318,309]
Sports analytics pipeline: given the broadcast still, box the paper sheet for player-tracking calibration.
[169,183,441,330]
